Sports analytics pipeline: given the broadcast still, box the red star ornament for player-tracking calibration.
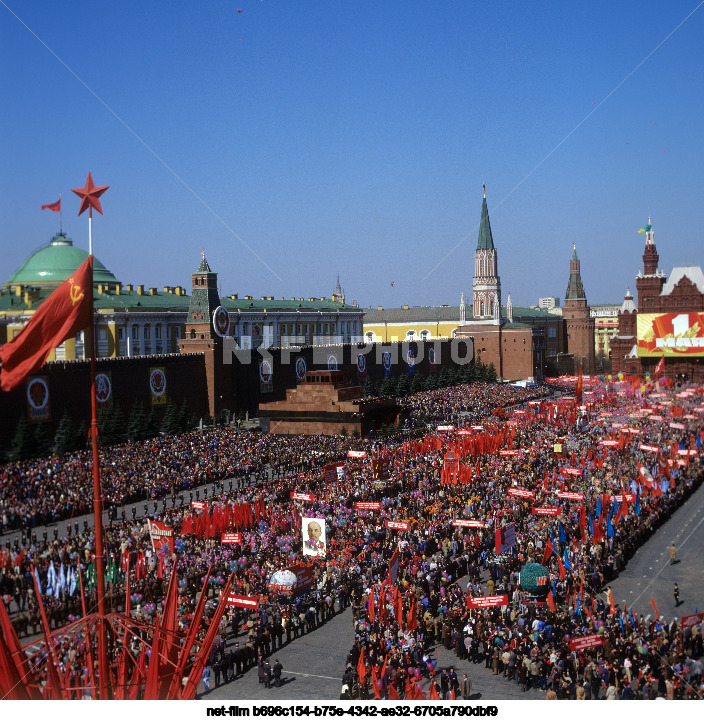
[71,172,109,217]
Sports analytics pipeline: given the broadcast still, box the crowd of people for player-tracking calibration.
[1,376,703,700]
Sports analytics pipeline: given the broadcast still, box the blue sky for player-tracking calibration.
[2,1,703,310]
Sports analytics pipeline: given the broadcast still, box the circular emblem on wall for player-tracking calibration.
[295,356,307,381]
[407,349,415,366]
[149,369,166,396]
[428,347,435,365]
[327,354,338,371]
[382,351,392,370]
[27,377,49,410]
[260,359,272,383]
[95,373,112,403]
[356,353,367,374]
[212,306,230,337]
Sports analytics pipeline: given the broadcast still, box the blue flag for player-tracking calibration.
[588,513,594,536]
[563,546,571,571]
[635,495,641,516]
[596,496,602,519]
[558,522,567,544]
[607,516,615,538]
[34,567,42,595]
[619,613,624,632]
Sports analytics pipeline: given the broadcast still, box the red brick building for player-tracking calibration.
[611,220,704,381]
[563,244,595,372]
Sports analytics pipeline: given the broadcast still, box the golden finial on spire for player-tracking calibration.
[483,183,486,199]
[200,248,205,257]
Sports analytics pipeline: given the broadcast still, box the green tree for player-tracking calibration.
[127,402,148,443]
[351,427,360,439]
[363,376,378,398]
[75,421,88,451]
[178,399,194,433]
[340,426,348,437]
[161,402,179,436]
[379,376,395,396]
[33,423,52,459]
[486,362,498,383]
[464,359,477,384]
[395,374,410,398]
[410,374,424,395]
[12,416,35,461]
[54,411,78,456]
[146,408,160,438]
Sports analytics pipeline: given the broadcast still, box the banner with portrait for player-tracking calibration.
[259,358,273,394]
[295,356,307,384]
[302,517,326,557]
[495,521,516,555]
[356,352,367,385]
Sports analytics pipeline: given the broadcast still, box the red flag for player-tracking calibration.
[357,646,366,684]
[0,256,93,391]
[547,590,556,612]
[557,555,566,580]
[429,680,440,700]
[653,356,664,377]
[388,683,399,700]
[650,597,660,619]
[542,536,554,566]
[41,198,61,212]
[575,367,583,407]
[368,589,375,623]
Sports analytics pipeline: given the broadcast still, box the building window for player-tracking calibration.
[118,328,124,341]
[144,326,150,340]
[155,326,161,339]
[98,328,107,341]
[132,326,139,339]
[420,330,430,340]
[406,330,416,340]
[366,331,376,342]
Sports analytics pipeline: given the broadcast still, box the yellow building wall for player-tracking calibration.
[363,321,458,343]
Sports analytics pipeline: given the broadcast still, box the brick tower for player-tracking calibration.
[635,218,666,312]
[178,252,234,417]
[563,243,595,372]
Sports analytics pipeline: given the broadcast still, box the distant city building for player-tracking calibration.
[590,303,619,365]
[538,296,560,309]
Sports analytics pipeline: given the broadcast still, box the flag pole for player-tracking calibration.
[59,194,63,235]
[88,205,109,699]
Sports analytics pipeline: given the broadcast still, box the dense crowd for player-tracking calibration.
[1,377,703,700]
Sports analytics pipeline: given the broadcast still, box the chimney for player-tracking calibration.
[137,285,144,295]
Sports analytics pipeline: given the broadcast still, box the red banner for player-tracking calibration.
[499,450,519,456]
[288,563,315,593]
[532,507,561,516]
[437,425,455,431]
[611,494,635,502]
[451,519,486,528]
[148,520,174,554]
[467,594,509,609]
[638,444,660,453]
[290,492,314,502]
[221,533,241,544]
[226,594,259,609]
[191,501,206,510]
[681,612,704,628]
[355,501,382,510]
[556,491,585,501]
[385,520,410,531]
[570,634,604,652]
[561,467,583,476]
[508,488,534,499]
[347,450,367,458]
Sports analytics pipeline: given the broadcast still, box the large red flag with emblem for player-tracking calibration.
[575,367,583,406]
[0,256,93,391]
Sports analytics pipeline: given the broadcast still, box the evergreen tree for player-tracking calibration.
[161,402,179,436]
[351,427,360,439]
[363,376,378,398]
[54,411,77,456]
[146,408,160,438]
[33,423,52,459]
[12,416,35,461]
[109,405,127,445]
[464,359,477,384]
[127,402,148,443]
[75,421,88,451]
[340,426,348,437]
[395,374,410,398]
[486,362,498,383]
[410,374,424,395]
[178,400,194,433]
[379,376,395,396]
[475,358,486,382]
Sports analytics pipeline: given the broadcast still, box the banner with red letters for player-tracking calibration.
[191,501,206,510]
[556,491,585,501]
[148,520,174,554]
[290,492,314,502]
[437,425,455,431]
[451,519,486,528]
[347,450,367,458]
[226,594,259,609]
[638,444,660,453]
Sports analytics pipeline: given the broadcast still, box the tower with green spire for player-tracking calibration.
[472,185,502,323]
[184,251,222,340]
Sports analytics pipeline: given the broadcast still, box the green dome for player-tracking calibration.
[519,562,550,596]
[6,232,119,287]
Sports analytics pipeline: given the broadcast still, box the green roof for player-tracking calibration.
[477,194,495,251]
[365,304,559,324]
[6,233,119,287]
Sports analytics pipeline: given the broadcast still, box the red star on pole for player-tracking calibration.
[71,172,109,217]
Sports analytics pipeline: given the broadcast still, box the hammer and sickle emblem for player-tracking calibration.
[70,284,84,306]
